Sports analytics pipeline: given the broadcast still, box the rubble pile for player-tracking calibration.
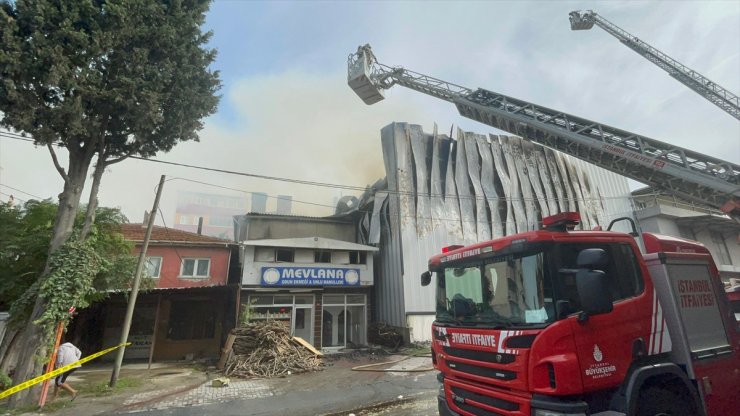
[224,320,323,378]
[368,323,404,349]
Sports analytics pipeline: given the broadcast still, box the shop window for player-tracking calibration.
[145,257,162,278]
[252,295,273,305]
[314,250,331,263]
[347,295,365,304]
[180,258,210,278]
[168,301,216,340]
[276,249,294,262]
[294,295,313,304]
[349,251,367,265]
[322,294,366,348]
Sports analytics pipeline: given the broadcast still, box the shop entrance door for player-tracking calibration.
[292,305,313,345]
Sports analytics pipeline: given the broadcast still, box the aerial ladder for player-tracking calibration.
[347,44,740,218]
[569,10,740,121]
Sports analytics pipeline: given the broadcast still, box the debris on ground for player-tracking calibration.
[224,320,323,378]
[368,322,405,349]
[211,377,230,387]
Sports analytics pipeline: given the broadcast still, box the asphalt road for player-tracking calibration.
[324,391,438,416]
[123,371,438,416]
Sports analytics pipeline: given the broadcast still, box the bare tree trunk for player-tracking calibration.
[80,154,106,240]
[7,149,92,407]
[0,328,19,373]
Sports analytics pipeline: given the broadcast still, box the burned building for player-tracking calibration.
[353,123,633,342]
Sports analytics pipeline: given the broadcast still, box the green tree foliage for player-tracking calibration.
[0,201,153,332]
[0,0,221,159]
[0,1,219,403]
[0,201,58,312]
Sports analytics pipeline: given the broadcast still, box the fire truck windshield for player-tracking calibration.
[436,250,551,327]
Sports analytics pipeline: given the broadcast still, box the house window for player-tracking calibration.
[180,258,210,278]
[145,257,162,278]
[710,231,732,265]
[349,251,367,265]
[314,250,331,263]
[276,249,294,262]
[168,300,216,340]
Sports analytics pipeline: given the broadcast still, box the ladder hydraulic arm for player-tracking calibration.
[569,10,740,121]
[348,45,740,217]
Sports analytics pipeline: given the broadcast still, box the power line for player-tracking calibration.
[2,131,639,203]
[166,177,338,211]
[0,183,45,200]
[0,191,26,205]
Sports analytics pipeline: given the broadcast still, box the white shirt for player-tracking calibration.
[56,342,81,368]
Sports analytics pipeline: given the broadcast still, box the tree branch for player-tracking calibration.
[105,146,138,165]
[46,143,69,182]
[80,123,109,240]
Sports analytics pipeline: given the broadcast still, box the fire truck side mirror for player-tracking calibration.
[421,271,432,286]
[576,269,613,319]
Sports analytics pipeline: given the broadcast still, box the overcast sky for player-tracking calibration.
[1,0,738,225]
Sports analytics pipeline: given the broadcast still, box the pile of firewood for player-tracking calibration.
[223,320,323,378]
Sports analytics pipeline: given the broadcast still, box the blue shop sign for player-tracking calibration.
[261,267,361,286]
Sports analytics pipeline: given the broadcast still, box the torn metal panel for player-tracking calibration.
[499,136,528,233]
[490,135,517,236]
[443,136,463,240]
[368,192,387,244]
[562,155,592,229]
[555,152,579,213]
[430,126,448,232]
[506,137,538,231]
[522,140,550,218]
[476,135,504,238]
[455,128,477,242]
[536,150,559,216]
[463,131,491,242]
[545,149,567,214]
[409,125,432,237]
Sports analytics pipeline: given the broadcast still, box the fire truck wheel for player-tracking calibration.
[635,385,692,416]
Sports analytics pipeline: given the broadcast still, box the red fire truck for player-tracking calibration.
[423,212,740,416]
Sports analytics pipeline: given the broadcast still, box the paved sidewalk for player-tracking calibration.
[2,351,436,416]
[124,379,280,412]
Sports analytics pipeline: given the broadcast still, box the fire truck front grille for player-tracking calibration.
[450,386,519,412]
[443,346,516,364]
[447,360,517,381]
[455,402,505,416]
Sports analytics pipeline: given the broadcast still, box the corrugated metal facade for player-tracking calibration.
[363,122,634,341]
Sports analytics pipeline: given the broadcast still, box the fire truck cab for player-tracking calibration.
[425,212,739,416]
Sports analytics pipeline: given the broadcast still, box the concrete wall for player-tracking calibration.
[635,203,740,281]
[236,215,355,242]
[136,245,231,288]
[242,245,374,286]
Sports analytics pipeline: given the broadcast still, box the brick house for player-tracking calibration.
[70,224,239,362]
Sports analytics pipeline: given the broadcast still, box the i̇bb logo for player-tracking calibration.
[593,344,603,362]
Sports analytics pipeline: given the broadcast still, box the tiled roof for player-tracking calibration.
[118,223,232,245]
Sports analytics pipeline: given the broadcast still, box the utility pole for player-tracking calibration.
[109,175,165,387]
